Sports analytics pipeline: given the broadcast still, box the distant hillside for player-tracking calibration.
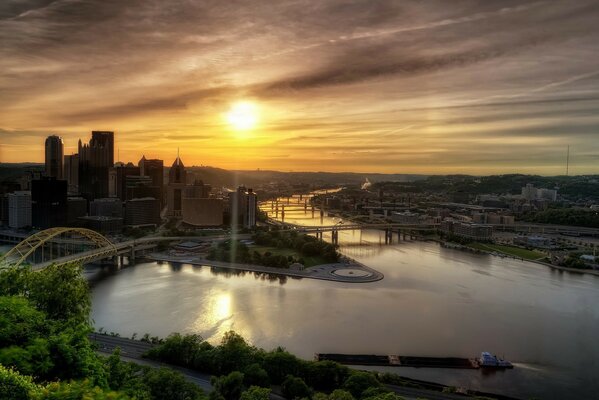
[184,166,427,187]
[0,163,43,182]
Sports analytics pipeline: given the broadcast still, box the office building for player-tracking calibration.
[63,154,79,194]
[166,155,187,217]
[67,197,87,225]
[139,156,164,205]
[31,177,67,229]
[109,162,140,200]
[440,219,493,241]
[78,216,122,233]
[90,198,122,218]
[8,191,32,229]
[126,175,160,201]
[125,197,160,227]
[45,135,63,179]
[245,188,257,227]
[78,131,114,200]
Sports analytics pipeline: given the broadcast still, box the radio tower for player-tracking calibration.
[566,145,570,176]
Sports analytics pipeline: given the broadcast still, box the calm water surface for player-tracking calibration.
[90,216,599,400]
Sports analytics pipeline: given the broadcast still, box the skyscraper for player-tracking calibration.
[45,135,63,179]
[139,156,164,205]
[63,154,79,194]
[78,131,114,200]
[166,154,187,217]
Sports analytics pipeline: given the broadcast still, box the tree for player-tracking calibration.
[343,372,380,399]
[262,350,303,384]
[33,379,131,400]
[281,375,311,400]
[328,389,355,400]
[304,361,350,392]
[240,386,271,400]
[211,371,245,400]
[243,363,270,388]
[142,367,204,400]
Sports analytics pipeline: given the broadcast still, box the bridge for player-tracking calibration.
[0,227,228,270]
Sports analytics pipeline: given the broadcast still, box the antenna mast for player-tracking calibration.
[566,145,570,176]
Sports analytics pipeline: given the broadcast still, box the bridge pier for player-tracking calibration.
[331,230,339,245]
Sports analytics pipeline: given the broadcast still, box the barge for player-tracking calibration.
[316,352,513,370]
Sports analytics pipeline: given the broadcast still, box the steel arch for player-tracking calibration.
[0,227,116,268]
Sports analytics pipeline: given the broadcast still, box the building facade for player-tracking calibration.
[45,135,64,179]
[63,154,79,194]
[31,177,67,229]
[78,131,114,200]
[8,191,32,229]
[166,156,187,217]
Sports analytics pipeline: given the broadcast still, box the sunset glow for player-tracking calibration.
[1,1,599,174]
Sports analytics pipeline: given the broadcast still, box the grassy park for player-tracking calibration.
[467,242,545,260]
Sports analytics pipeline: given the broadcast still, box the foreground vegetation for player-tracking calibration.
[0,263,205,400]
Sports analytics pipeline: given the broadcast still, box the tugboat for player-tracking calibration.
[478,352,513,369]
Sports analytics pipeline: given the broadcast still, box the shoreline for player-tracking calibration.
[435,239,599,276]
[145,252,384,283]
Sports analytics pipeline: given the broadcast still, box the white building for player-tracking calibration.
[8,191,32,229]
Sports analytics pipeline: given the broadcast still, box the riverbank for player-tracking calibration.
[438,239,599,276]
[145,252,384,283]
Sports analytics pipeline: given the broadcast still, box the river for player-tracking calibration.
[6,193,599,399]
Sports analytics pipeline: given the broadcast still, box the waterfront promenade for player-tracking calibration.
[146,252,384,283]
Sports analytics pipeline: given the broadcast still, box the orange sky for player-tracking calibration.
[1,0,599,174]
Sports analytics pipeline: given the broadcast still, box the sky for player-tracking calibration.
[1,0,599,174]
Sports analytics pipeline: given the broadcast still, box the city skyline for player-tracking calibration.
[2,1,599,174]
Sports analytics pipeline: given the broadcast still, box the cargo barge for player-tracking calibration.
[316,352,513,370]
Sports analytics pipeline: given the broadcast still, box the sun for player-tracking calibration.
[226,101,258,132]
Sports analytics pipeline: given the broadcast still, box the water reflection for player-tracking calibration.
[88,195,599,400]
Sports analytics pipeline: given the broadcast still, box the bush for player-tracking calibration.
[343,372,380,399]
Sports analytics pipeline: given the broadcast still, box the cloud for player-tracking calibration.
[1,0,599,173]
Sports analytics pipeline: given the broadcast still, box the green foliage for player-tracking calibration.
[328,389,355,400]
[262,349,304,384]
[239,386,271,400]
[242,363,269,388]
[0,296,48,347]
[34,379,130,400]
[0,364,38,400]
[211,371,245,400]
[0,264,91,324]
[281,375,311,400]
[521,209,599,228]
[304,361,350,392]
[342,372,380,399]
[142,367,205,400]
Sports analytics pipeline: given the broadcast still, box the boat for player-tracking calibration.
[478,352,513,369]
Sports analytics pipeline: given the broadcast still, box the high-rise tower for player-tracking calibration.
[78,131,114,200]
[45,135,63,179]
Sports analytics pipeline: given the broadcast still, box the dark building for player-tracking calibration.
[78,131,114,200]
[166,155,187,217]
[227,186,258,227]
[31,177,67,229]
[78,216,122,233]
[45,135,64,179]
[109,162,140,201]
[63,154,79,194]
[125,197,160,227]
[139,156,164,205]
[90,198,122,217]
[67,197,87,226]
